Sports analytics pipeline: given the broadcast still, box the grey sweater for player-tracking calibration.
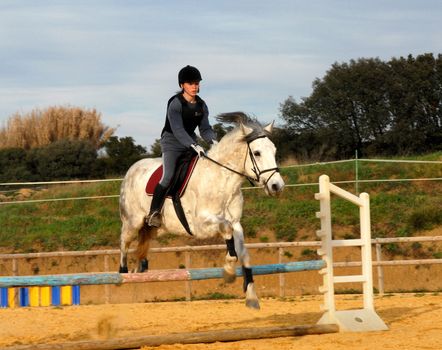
[160,96,215,152]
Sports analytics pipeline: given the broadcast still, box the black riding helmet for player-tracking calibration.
[178,65,202,86]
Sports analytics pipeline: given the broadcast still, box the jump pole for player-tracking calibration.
[0,260,325,288]
[315,174,388,332]
[4,324,339,350]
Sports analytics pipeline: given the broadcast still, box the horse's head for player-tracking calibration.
[216,112,285,196]
[240,121,285,196]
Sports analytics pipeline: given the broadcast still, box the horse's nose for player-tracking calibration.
[266,174,284,196]
[271,179,284,193]
[272,183,280,192]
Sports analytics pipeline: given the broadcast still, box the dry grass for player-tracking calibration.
[0,105,114,150]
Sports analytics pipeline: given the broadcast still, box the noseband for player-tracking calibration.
[204,135,280,187]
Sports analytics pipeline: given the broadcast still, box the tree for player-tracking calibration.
[281,58,392,158]
[27,140,101,180]
[0,148,33,182]
[102,136,147,175]
[279,54,442,160]
[148,139,162,158]
[385,54,442,154]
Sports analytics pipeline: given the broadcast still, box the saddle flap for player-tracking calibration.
[145,155,198,199]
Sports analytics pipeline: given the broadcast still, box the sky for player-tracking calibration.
[1,1,441,150]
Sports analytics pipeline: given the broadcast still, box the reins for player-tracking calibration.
[203,153,257,185]
[203,135,280,187]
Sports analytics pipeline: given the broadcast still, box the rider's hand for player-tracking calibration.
[191,143,206,158]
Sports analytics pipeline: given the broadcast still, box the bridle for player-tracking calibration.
[203,135,280,187]
[246,135,280,187]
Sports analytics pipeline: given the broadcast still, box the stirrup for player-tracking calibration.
[145,211,162,227]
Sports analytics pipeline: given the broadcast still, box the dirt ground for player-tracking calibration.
[1,293,441,350]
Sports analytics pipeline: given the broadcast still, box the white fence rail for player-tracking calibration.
[1,236,441,301]
[1,157,441,204]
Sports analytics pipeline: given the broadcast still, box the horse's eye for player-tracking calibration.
[253,151,261,157]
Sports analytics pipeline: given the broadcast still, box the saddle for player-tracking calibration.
[145,151,198,234]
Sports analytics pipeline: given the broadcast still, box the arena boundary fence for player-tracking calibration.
[1,239,441,308]
[0,176,392,333]
[1,156,442,204]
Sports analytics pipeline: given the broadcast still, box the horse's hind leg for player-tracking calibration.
[119,221,134,273]
[135,225,156,272]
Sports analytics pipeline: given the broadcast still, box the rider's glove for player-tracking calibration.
[191,143,206,158]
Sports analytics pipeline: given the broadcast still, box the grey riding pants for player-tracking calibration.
[159,150,186,188]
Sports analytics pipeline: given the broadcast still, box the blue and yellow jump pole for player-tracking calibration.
[0,285,80,308]
[0,287,8,307]
[49,285,80,306]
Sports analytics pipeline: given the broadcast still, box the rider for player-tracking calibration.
[145,65,217,227]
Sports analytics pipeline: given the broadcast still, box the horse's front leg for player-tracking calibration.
[199,213,238,282]
[221,221,238,284]
[199,213,259,309]
[232,222,260,310]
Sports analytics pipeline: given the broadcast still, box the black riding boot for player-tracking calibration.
[145,183,168,227]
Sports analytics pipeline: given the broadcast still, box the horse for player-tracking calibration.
[118,112,285,309]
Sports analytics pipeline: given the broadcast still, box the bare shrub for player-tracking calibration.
[0,106,114,150]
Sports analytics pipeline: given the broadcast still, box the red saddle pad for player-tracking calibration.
[145,157,198,198]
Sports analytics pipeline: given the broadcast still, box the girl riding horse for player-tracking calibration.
[145,65,216,228]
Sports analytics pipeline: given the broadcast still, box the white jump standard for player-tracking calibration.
[315,174,388,332]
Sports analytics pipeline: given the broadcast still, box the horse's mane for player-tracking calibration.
[216,112,270,143]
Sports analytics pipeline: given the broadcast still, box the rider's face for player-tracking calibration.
[181,81,200,98]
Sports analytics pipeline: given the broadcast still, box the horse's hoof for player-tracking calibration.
[245,282,259,309]
[223,270,237,284]
[246,298,260,310]
[139,259,148,273]
[119,266,128,273]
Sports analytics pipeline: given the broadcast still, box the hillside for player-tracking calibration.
[0,153,441,256]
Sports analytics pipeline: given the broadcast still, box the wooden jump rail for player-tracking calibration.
[0,260,325,288]
[4,324,340,350]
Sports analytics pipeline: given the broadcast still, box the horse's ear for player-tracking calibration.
[264,121,274,134]
[240,123,254,136]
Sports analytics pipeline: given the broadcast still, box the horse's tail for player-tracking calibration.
[136,225,155,261]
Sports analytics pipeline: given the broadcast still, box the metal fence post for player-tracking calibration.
[185,250,192,301]
[104,255,110,304]
[355,150,359,195]
[279,247,285,297]
[12,258,19,306]
[375,243,384,296]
